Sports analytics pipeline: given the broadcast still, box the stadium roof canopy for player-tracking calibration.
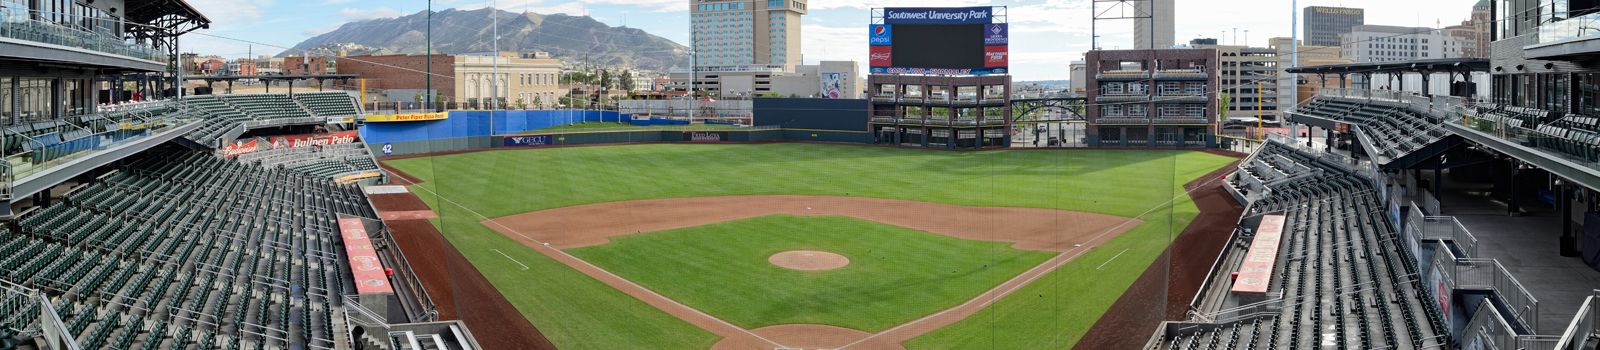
[124,0,212,39]
[1286,58,1490,75]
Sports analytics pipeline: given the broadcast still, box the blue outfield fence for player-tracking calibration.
[359,110,628,144]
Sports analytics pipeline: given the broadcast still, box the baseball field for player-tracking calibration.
[382,143,1236,349]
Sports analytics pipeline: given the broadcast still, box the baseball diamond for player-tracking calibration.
[381,143,1238,349]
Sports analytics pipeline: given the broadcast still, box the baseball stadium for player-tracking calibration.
[2,1,1600,350]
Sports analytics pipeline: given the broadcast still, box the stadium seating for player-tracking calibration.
[235,142,379,179]
[0,149,377,349]
[181,93,353,147]
[293,92,363,117]
[1157,141,1447,349]
[1292,97,1451,163]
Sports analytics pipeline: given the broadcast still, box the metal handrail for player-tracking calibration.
[1553,290,1599,350]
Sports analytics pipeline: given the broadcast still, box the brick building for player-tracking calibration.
[285,56,330,76]
[1084,48,1219,147]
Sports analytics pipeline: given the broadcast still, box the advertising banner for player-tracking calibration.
[820,73,845,99]
[338,218,394,295]
[884,7,994,24]
[269,131,360,149]
[365,112,448,123]
[1232,215,1286,294]
[869,24,893,46]
[504,135,553,147]
[222,139,261,158]
[871,67,1006,75]
[984,23,1008,45]
[984,45,1009,68]
[689,132,725,142]
[869,46,893,68]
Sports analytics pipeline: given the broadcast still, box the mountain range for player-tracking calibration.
[283,8,689,71]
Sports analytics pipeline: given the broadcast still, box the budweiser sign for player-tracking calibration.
[270,131,359,149]
[869,46,892,67]
[221,139,262,158]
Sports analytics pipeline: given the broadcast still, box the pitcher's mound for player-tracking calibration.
[769,250,849,271]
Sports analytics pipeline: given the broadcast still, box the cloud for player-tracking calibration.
[802,25,866,65]
[809,0,990,11]
[338,7,404,21]
[321,0,357,5]
[186,0,269,24]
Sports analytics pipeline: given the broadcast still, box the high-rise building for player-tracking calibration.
[690,0,808,71]
[1134,0,1176,49]
[1304,6,1365,47]
[1083,48,1218,147]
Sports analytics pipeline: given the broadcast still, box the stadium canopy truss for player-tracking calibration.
[123,0,212,89]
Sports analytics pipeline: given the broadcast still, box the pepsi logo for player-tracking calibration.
[874,26,887,35]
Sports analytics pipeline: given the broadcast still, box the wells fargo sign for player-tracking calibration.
[365,112,448,123]
[1313,7,1362,15]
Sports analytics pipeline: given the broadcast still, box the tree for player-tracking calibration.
[619,70,636,91]
[532,96,542,110]
[1218,93,1231,121]
[515,97,527,110]
[599,69,614,91]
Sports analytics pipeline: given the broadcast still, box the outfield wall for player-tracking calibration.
[361,100,877,157]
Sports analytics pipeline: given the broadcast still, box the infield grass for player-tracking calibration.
[387,143,1235,349]
[566,215,1055,332]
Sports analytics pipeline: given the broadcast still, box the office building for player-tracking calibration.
[690,0,808,72]
[1083,48,1219,147]
[1194,44,1279,123]
[1134,0,1176,49]
[338,52,565,108]
[670,61,860,98]
[1304,6,1365,47]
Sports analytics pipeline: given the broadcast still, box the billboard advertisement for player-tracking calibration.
[869,46,893,67]
[338,218,394,295]
[872,7,1006,76]
[504,135,553,147]
[365,112,448,123]
[869,24,893,46]
[984,46,1009,67]
[222,139,261,158]
[820,73,845,99]
[984,23,1008,45]
[883,7,994,24]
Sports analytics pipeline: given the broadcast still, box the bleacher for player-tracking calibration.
[1291,97,1451,163]
[0,149,375,349]
[1154,140,1448,349]
[181,93,349,147]
[293,92,363,118]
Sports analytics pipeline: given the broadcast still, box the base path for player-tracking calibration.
[487,195,1137,252]
[484,195,1141,349]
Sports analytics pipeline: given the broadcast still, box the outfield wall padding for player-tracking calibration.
[360,110,627,144]
[752,98,869,132]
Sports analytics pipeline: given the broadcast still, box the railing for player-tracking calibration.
[1553,290,1600,350]
[1538,11,1600,45]
[1432,241,1542,332]
[1096,71,1151,80]
[0,8,165,62]
[1462,299,1563,350]
[1422,215,1480,257]
[241,116,324,129]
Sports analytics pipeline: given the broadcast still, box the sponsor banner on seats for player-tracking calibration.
[221,138,262,158]
[365,112,448,123]
[335,172,383,184]
[269,131,360,149]
[1232,214,1285,294]
[338,218,394,295]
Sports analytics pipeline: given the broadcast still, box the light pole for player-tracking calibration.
[426,0,434,112]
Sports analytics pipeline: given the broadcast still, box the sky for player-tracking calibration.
[182,0,1483,81]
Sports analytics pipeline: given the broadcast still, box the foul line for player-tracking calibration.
[405,182,790,349]
[490,249,530,270]
[1096,249,1130,270]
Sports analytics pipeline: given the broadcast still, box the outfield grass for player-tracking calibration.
[528,122,747,133]
[387,143,1235,349]
[567,215,1055,332]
